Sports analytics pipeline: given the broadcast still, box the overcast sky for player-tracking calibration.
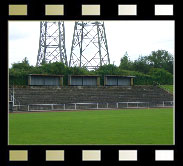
[8,20,174,67]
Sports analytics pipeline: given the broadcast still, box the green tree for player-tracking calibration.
[132,56,151,74]
[39,62,67,75]
[119,52,133,70]
[148,68,173,85]
[22,57,29,65]
[147,50,174,74]
[11,57,32,71]
[96,64,120,75]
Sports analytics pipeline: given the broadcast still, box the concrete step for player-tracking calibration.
[10,86,173,105]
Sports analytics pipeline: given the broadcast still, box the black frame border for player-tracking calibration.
[0,0,181,165]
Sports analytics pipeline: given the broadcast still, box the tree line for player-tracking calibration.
[9,50,173,86]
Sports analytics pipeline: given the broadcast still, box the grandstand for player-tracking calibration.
[9,85,173,111]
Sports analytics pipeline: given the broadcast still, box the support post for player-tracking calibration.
[12,86,14,106]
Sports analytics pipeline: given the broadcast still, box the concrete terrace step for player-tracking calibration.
[15,94,172,100]
[11,85,173,105]
[13,88,167,94]
[14,93,171,99]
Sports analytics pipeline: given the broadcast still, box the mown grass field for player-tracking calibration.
[9,108,173,145]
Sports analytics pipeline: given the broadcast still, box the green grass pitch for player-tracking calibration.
[9,108,173,145]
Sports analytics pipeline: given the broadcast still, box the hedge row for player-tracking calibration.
[9,63,173,86]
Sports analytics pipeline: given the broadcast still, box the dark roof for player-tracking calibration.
[68,75,100,77]
[28,74,64,77]
[104,75,136,78]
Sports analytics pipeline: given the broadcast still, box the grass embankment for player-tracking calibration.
[159,85,173,94]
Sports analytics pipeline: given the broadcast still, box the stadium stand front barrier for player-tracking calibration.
[18,101,174,112]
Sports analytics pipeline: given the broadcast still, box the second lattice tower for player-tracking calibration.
[69,21,110,70]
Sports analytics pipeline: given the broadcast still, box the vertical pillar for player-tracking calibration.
[97,76,100,86]
[131,78,134,86]
[68,75,71,86]
[104,76,107,86]
[51,104,54,110]
[60,76,63,86]
[116,102,119,109]
[28,75,31,86]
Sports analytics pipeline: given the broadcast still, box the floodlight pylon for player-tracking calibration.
[69,21,110,70]
[36,21,67,66]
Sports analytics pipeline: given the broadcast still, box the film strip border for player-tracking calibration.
[3,146,182,166]
[8,4,174,16]
[8,149,175,161]
[1,0,180,166]
[5,0,176,19]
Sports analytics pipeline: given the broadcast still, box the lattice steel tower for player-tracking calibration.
[36,21,67,66]
[69,21,110,70]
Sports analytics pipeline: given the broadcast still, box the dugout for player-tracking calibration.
[68,75,100,86]
[104,75,135,86]
[28,74,64,86]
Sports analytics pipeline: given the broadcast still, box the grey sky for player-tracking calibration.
[9,20,174,67]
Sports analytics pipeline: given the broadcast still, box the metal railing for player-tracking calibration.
[9,87,21,107]
[26,101,174,112]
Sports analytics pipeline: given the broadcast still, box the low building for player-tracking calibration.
[28,74,64,86]
[68,75,100,86]
[104,75,135,86]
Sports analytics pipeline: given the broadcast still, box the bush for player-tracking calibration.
[148,68,173,85]
[9,62,173,86]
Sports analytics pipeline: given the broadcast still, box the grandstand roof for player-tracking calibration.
[104,75,136,78]
[28,74,64,77]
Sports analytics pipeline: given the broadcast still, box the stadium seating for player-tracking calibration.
[11,85,173,106]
